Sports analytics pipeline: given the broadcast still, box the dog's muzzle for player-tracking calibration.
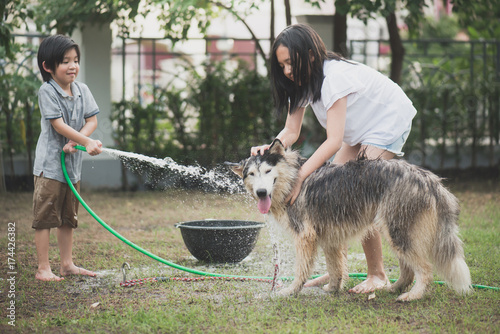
[255,189,272,214]
[256,189,268,198]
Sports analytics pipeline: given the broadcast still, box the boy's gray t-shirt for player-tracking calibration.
[33,79,99,184]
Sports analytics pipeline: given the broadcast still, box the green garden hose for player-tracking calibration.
[61,145,274,280]
[61,146,498,291]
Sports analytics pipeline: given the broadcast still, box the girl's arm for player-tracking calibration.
[50,115,102,155]
[276,107,306,148]
[251,107,306,155]
[287,96,347,203]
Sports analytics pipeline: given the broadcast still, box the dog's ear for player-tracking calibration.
[269,138,285,156]
[224,160,245,178]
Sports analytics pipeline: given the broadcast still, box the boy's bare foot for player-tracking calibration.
[348,275,390,294]
[304,273,330,287]
[36,270,65,282]
[60,265,97,277]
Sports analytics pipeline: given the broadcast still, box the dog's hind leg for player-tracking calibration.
[392,216,433,301]
[279,226,318,296]
[396,259,433,302]
[322,243,348,293]
[390,258,414,293]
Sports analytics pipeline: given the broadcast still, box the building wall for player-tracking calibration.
[72,24,114,148]
[73,24,121,189]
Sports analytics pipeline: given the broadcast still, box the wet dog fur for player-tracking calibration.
[231,139,472,301]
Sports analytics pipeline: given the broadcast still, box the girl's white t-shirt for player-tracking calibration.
[309,59,417,146]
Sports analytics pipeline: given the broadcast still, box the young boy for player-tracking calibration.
[33,34,103,281]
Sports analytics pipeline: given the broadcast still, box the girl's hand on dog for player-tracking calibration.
[251,139,287,156]
[251,144,271,156]
[286,174,305,205]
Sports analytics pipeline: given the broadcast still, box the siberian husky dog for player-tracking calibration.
[230,139,471,301]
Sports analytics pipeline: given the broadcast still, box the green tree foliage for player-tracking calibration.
[451,0,500,39]
[110,61,279,167]
[0,1,40,175]
[400,16,499,168]
[2,0,498,177]
[193,61,278,165]
[0,0,34,58]
[155,0,268,65]
[0,46,40,175]
[32,0,142,35]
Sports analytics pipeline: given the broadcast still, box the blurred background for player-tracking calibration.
[1,0,498,191]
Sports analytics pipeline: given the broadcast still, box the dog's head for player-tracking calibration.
[227,139,299,214]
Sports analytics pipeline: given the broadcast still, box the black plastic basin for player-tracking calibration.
[175,220,266,263]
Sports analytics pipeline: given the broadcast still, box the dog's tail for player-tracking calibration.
[432,188,472,295]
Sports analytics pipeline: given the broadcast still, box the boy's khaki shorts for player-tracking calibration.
[32,175,80,229]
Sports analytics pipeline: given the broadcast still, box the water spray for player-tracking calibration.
[61,146,499,291]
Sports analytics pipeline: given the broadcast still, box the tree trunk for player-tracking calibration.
[212,1,268,67]
[385,12,405,85]
[333,0,348,57]
[270,0,275,48]
[284,0,291,26]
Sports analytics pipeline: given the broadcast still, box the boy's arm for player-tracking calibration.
[50,116,102,155]
[79,114,98,137]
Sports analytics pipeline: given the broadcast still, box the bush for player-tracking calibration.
[111,60,281,167]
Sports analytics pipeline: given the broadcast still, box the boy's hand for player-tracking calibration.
[63,140,78,154]
[85,139,103,156]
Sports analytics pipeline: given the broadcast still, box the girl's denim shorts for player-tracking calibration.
[362,125,412,157]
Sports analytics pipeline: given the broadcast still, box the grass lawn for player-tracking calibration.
[0,179,499,333]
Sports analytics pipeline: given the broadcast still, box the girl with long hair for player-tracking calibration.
[252,24,416,293]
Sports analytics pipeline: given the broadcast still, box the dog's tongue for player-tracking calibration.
[258,196,272,214]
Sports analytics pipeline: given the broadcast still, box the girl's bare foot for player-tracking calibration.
[348,275,390,294]
[60,265,97,277]
[36,270,64,282]
[304,274,330,287]
[304,273,390,293]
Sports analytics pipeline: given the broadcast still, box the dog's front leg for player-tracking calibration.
[279,227,318,296]
[322,243,348,292]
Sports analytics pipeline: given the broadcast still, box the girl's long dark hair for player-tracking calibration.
[270,24,344,117]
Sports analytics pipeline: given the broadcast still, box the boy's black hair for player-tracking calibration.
[270,24,346,117]
[37,35,81,82]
